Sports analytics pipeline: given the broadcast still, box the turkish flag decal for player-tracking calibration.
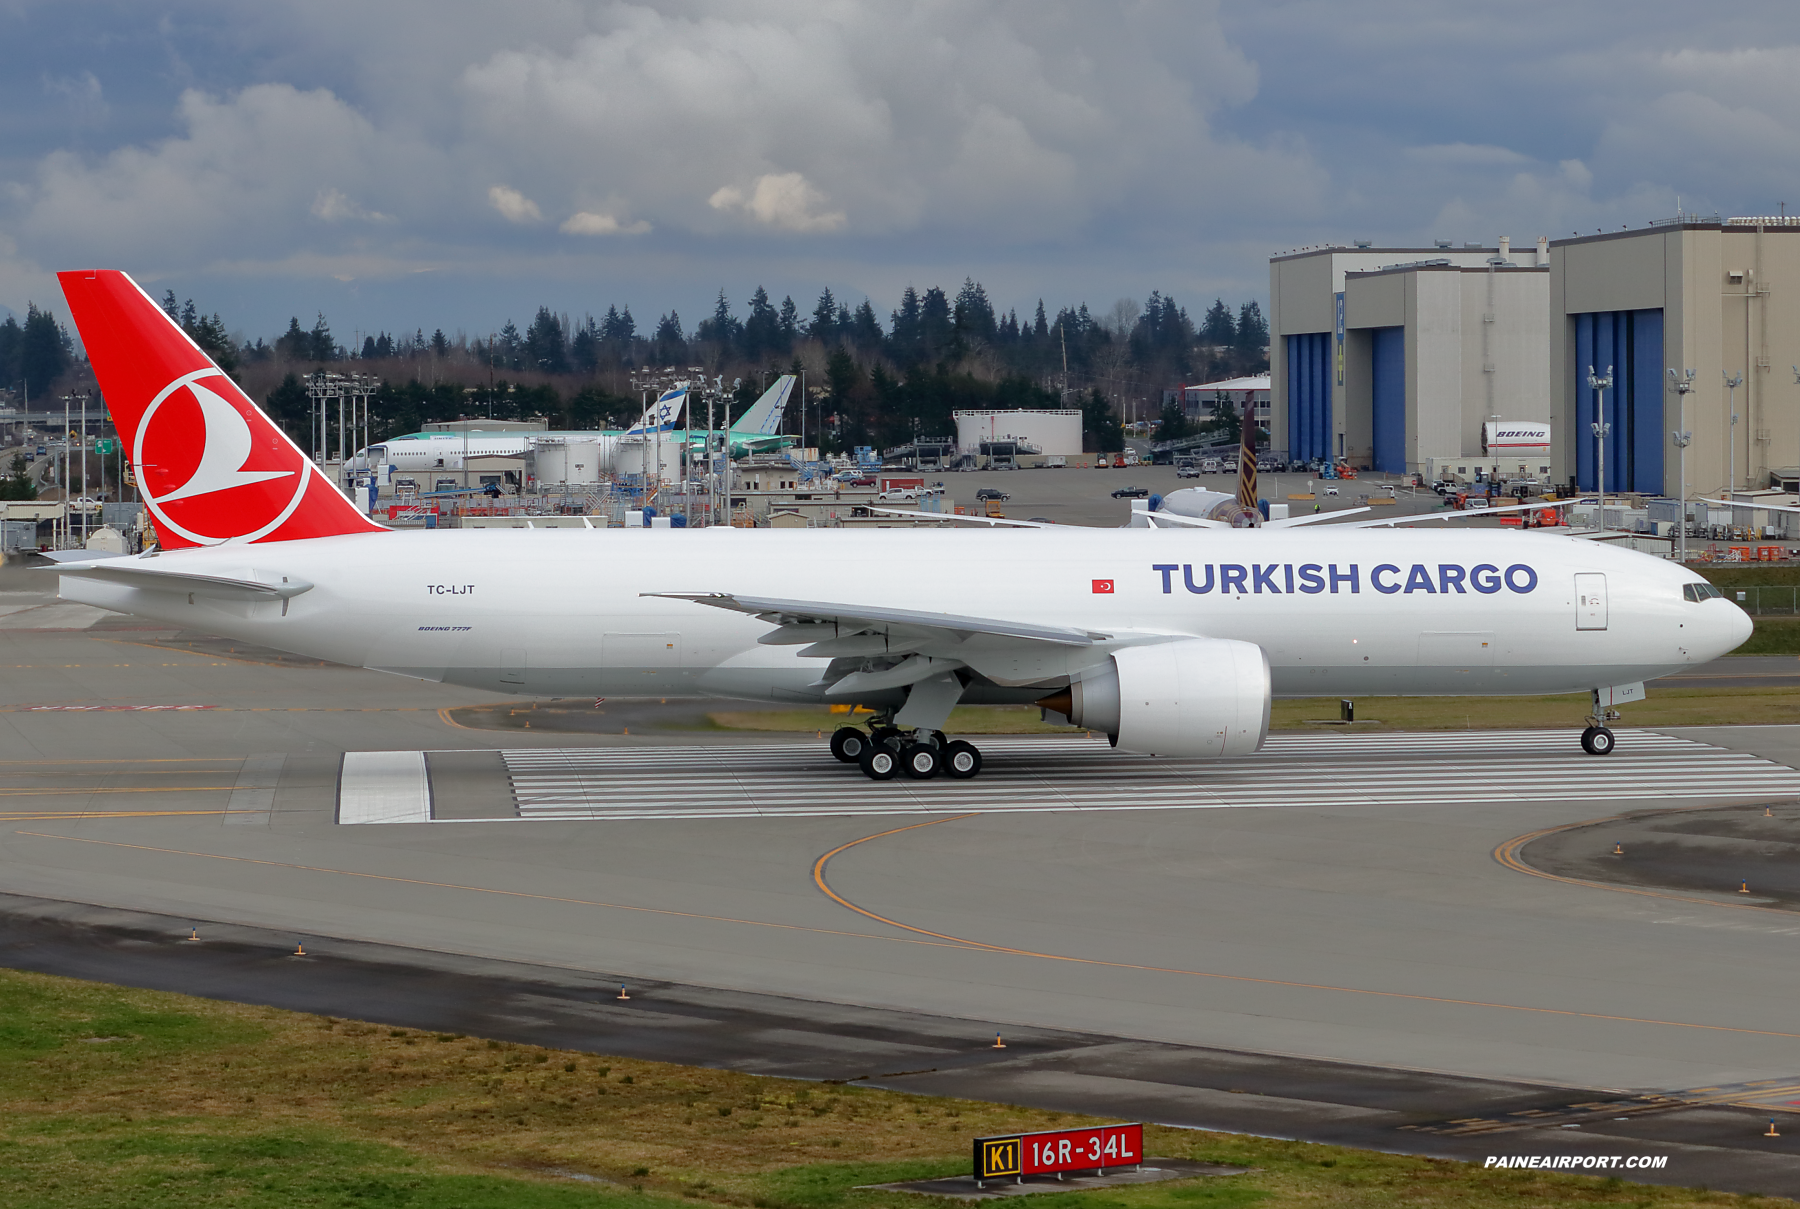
[1092,579,1115,594]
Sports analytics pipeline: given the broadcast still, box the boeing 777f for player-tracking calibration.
[52,270,1750,780]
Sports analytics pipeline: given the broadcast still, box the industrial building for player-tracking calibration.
[953,409,1082,464]
[1549,217,1800,498]
[1270,238,1552,474]
[1164,375,1270,427]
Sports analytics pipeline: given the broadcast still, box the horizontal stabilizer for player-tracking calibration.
[56,560,314,601]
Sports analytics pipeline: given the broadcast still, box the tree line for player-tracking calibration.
[4,278,1269,457]
[240,279,1267,456]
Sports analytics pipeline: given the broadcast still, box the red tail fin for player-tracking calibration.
[57,269,385,549]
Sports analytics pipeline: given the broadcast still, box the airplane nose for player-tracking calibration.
[1721,601,1754,653]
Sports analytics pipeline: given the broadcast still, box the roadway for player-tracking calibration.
[7,558,1800,1193]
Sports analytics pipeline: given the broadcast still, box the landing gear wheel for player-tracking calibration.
[858,742,900,780]
[830,727,868,764]
[900,743,941,780]
[942,740,982,780]
[871,725,902,748]
[1580,726,1615,755]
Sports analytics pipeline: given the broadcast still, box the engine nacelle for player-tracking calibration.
[1062,638,1270,757]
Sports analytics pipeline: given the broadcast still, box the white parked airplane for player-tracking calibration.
[344,377,797,481]
[52,270,1750,779]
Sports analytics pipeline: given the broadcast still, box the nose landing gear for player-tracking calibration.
[1579,725,1615,755]
[1581,692,1621,755]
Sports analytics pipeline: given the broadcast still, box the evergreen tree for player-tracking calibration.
[0,452,37,501]
[742,286,780,361]
[809,288,840,344]
[1082,387,1123,453]
[496,320,523,370]
[1156,400,1191,441]
[525,307,567,374]
[21,305,72,400]
[430,329,450,357]
[889,287,921,359]
[778,295,799,347]
[308,313,337,361]
[263,373,310,442]
[1033,300,1049,341]
[1235,301,1268,363]
[0,315,20,395]
[952,278,996,344]
[696,290,741,353]
[652,311,688,364]
[850,300,883,349]
[161,290,180,321]
[919,287,952,361]
[571,316,600,373]
[1199,299,1235,347]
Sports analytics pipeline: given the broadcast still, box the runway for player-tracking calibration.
[335,730,1800,822]
[11,561,1800,1192]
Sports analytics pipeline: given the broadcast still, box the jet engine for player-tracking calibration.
[1041,638,1270,757]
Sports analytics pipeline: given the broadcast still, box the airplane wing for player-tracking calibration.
[648,591,1132,689]
[1330,498,1574,528]
[1700,497,1800,516]
[1264,507,1372,528]
[859,505,1070,529]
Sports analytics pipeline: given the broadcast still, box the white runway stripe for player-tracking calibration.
[430,730,1800,822]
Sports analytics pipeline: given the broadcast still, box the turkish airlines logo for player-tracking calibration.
[136,369,312,545]
[1092,579,1115,594]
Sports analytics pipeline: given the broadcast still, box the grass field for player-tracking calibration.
[0,967,1777,1207]
[711,682,1800,736]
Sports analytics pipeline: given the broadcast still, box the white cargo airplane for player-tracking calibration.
[52,271,1750,780]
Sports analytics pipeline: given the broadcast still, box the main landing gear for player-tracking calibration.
[830,720,983,781]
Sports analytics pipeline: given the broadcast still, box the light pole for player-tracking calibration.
[1587,364,1613,528]
[1670,367,1695,564]
[1724,371,1744,492]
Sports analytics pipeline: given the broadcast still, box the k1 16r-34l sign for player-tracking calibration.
[974,1123,1143,1183]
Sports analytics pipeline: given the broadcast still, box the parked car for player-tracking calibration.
[1111,485,1150,499]
[975,487,1010,501]
[876,488,919,502]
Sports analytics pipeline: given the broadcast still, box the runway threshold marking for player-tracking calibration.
[8,830,999,957]
[808,816,1800,1043]
[1493,813,1800,917]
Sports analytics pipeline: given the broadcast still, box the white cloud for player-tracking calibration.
[560,211,651,236]
[310,187,389,222]
[487,184,542,224]
[708,173,845,233]
[1404,143,1532,167]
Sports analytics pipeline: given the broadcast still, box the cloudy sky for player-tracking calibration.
[4,0,1798,343]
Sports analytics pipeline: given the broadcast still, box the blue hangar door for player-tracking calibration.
[1285,332,1331,463]
[1573,310,1663,493]
[1370,326,1405,474]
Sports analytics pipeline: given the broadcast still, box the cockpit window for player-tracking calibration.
[1683,582,1725,602]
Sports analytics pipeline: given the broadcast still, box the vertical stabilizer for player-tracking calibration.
[729,375,795,437]
[57,269,386,549]
[626,386,688,435]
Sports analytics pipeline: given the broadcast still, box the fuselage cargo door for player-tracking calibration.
[1575,573,1608,631]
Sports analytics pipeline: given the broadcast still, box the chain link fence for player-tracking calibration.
[1724,586,1800,615]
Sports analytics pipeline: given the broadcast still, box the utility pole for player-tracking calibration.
[1725,370,1744,492]
[1670,367,1696,565]
[1588,364,1613,529]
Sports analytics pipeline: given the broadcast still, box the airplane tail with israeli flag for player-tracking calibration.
[58,269,386,549]
[624,385,688,436]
